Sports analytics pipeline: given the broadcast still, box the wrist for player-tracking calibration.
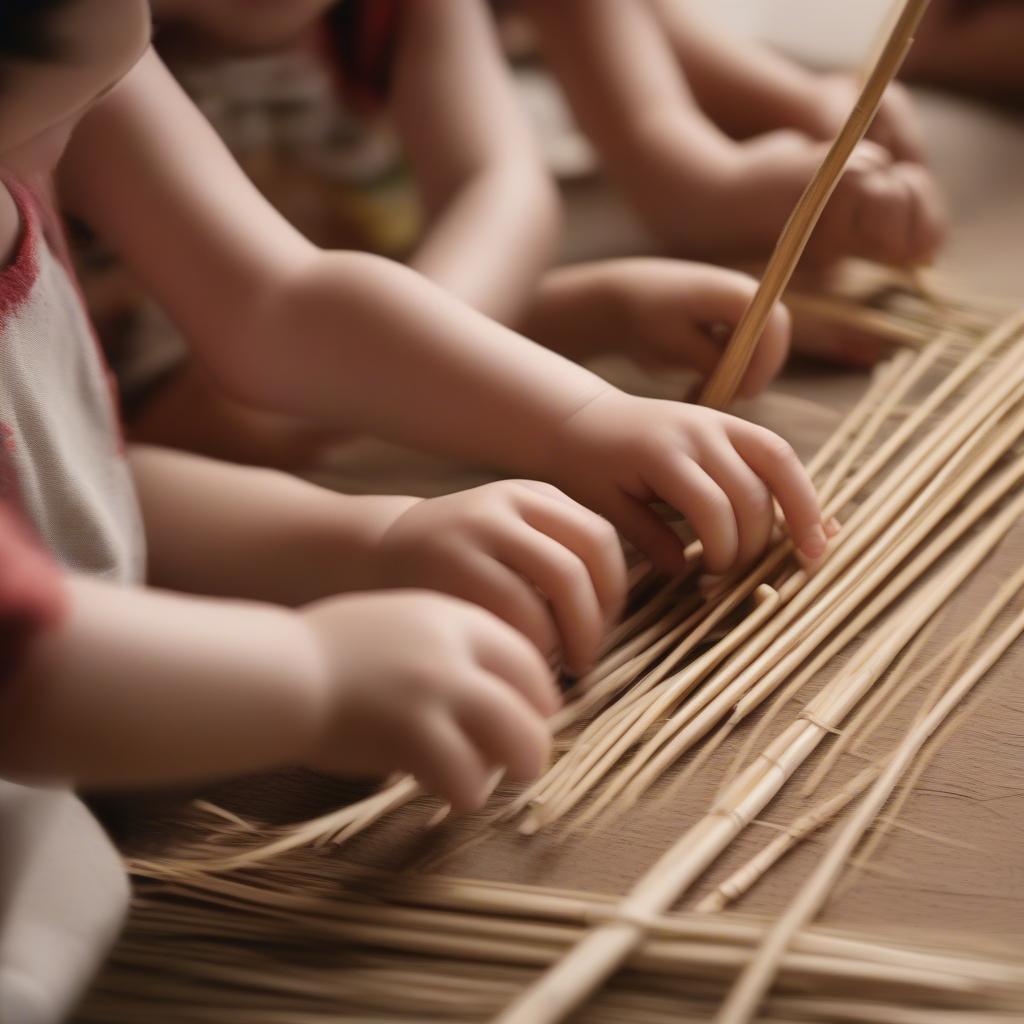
[318,493,423,593]
[536,382,625,491]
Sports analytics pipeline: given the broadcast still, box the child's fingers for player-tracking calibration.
[492,525,607,674]
[675,266,792,398]
[517,488,628,625]
[650,455,739,574]
[893,161,948,262]
[472,613,560,718]
[698,440,776,567]
[404,711,492,813]
[597,490,691,577]
[458,674,552,783]
[735,300,792,398]
[728,422,826,561]
[453,551,562,665]
[873,84,927,164]
[855,167,917,265]
[805,149,883,265]
[661,327,722,376]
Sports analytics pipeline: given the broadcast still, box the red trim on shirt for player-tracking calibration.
[2,177,128,452]
[0,180,40,333]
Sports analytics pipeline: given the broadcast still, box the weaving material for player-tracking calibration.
[76,270,1024,1023]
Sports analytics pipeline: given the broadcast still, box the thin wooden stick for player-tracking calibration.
[695,762,882,914]
[597,410,1024,821]
[723,617,937,801]
[814,349,924,506]
[796,623,940,798]
[494,483,1024,1024]
[699,0,934,408]
[713,603,1024,1023]
[834,705,975,900]
[803,560,1024,796]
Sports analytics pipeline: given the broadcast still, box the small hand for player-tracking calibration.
[812,75,926,165]
[603,259,791,396]
[737,132,947,268]
[371,481,627,674]
[547,389,826,576]
[302,590,559,812]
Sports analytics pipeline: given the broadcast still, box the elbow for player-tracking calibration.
[195,250,416,418]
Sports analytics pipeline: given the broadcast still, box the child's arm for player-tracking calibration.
[647,0,924,161]
[523,0,944,264]
[129,446,626,674]
[521,259,791,395]
[393,0,561,323]
[60,50,826,575]
[0,576,555,810]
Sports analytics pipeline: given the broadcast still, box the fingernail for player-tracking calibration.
[801,524,828,559]
[825,517,842,538]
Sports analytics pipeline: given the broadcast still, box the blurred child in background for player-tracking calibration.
[96,0,948,464]
[525,0,947,265]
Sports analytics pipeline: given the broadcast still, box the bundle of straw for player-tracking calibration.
[77,865,1024,1024]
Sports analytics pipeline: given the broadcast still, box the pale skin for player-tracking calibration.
[0,0,826,807]
[134,0,810,462]
[150,0,560,325]
[59,47,827,572]
[524,0,948,266]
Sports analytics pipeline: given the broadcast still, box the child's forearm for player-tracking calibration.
[647,0,831,141]
[394,0,561,324]
[119,252,597,488]
[60,52,591,476]
[0,577,324,787]
[524,0,748,244]
[129,446,418,604]
[408,165,560,325]
[232,251,610,478]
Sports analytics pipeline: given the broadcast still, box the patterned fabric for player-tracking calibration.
[0,181,145,588]
[323,0,406,110]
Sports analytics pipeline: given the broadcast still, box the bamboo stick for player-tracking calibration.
[699,0,934,408]
[814,347,934,507]
[714,603,1024,1023]
[522,587,780,832]
[802,560,1024,797]
[835,705,976,900]
[592,419,1024,822]
[695,762,882,914]
[494,483,1024,1024]
[722,615,938,801]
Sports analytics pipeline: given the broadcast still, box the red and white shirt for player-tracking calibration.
[0,180,145,664]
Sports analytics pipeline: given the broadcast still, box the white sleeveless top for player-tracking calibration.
[0,181,144,584]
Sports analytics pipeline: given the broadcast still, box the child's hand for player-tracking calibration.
[301,591,558,811]
[738,133,947,268]
[544,390,826,576]
[813,76,926,165]
[604,261,791,395]
[525,261,790,396]
[370,481,627,674]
